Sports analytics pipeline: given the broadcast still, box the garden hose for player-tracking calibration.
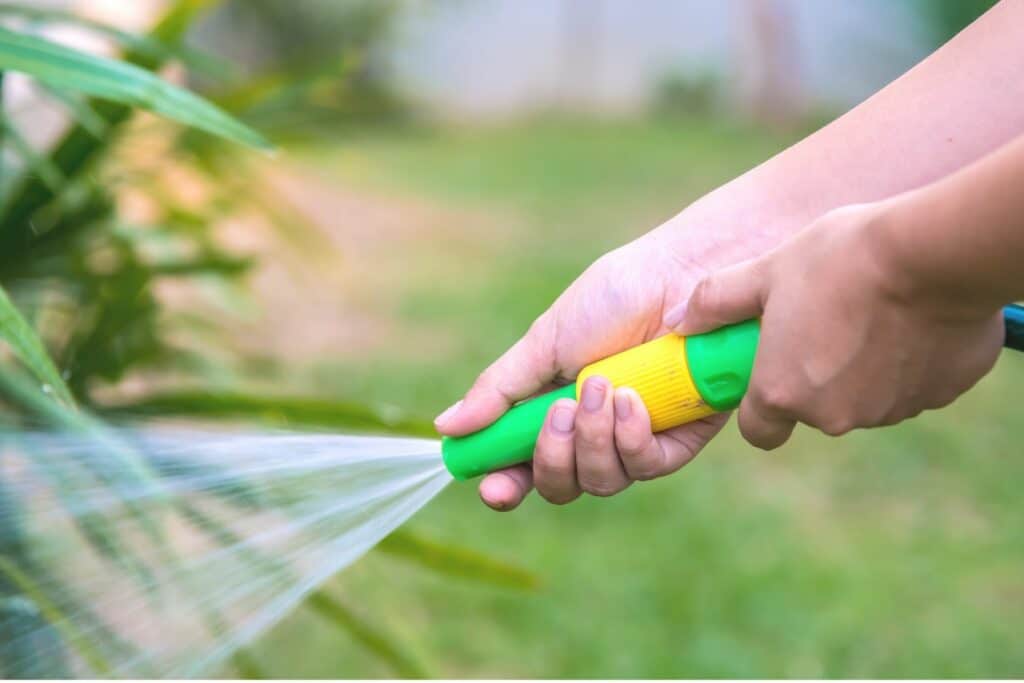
[442,304,1024,480]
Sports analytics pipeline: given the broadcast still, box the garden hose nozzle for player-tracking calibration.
[441,305,1024,480]
[442,320,760,480]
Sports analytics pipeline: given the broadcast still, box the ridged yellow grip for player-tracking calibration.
[576,334,714,431]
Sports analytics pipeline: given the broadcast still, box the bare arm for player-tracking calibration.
[885,133,1024,314]
[654,0,1024,279]
[674,134,1024,450]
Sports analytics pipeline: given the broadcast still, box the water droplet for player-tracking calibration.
[41,384,52,394]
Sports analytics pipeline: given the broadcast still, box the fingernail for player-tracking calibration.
[663,301,687,329]
[550,403,575,434]
[434,400,462,428]
[581,376,607,412]
[614,389,632,421]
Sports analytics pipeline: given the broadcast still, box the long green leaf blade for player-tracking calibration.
[377,529,540,590]
[0,283,74,406]
[0,556,112,675]
[0,3,234,78]
[306,590,428,678]
[98,391,437,437]
[0,26,269,149]
[0,0,217,241]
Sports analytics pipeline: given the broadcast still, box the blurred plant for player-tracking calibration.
[914,0,999,47]
[189,0,407,139]
[651,67,724,119]
[0,1,532,677]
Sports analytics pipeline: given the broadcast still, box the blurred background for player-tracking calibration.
[3,0,1021,678]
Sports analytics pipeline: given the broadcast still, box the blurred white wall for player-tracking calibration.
[385,0,933,120]
[4,0,938,126]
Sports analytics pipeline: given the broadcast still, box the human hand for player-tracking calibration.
[434,235,730,510]
[669,202,1006,449]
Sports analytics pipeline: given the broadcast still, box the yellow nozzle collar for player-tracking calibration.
[576,333,714,430]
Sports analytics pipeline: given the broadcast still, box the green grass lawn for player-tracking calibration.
[250,118,1024,678]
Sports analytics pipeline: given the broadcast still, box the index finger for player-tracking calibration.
[436,320,560,437]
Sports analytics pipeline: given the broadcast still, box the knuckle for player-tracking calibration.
[580,479,627,497]
[628,465,663,481]
[618,446,665,480]
[904,405,925,421]
[819,415,855,437]
[533,457,574,479]
[523,315,557,361]
[524,311,551,339]
[750,255,772,281]
[880,408,912,426]
[691,278,718,315]
[537,487,577,505]
[613,433,647,459]
[576,425,613,451]
[472,366,497,392]
[755,382,800,414]
[870,407,898,427]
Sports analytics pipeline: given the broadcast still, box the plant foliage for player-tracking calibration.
[0,1,535,677]
[0,26,268,149]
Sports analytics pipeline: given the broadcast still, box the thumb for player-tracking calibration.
[668,258,767,336]
[435,316,560,437]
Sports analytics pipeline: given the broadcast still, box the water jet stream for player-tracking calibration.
[0,428,451,677]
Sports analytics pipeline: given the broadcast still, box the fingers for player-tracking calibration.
[612,387,666,480]
[663,257,790,449]
[533,398,582,504]
[533,379,650,502]
[574,377,631,496]
[657,412,729,468]
[478,465,533,511]
[736,392,797,450]
[468,368,724,510]
[436,318,558,436]
[530,379,721,501]
[666,258,767,336]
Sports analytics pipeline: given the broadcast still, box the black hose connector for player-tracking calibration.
[1004,304,1024,352]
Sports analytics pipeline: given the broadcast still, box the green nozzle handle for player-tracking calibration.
[442,320,760,480]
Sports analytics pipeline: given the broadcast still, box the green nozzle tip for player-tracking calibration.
[442,384,576,480]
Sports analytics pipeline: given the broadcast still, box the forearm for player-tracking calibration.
[884,133,1024,314]
[651,0,1024,271]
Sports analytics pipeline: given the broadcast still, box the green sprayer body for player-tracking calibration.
[442,320,760,480]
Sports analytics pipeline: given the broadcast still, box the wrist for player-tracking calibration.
[650,172,816,273]
[870,195,1002,322]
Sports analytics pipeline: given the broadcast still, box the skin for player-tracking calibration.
[434,0,1024,510]
[671,135,1024,446]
